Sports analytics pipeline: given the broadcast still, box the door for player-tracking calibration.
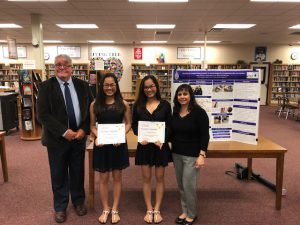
[250,63,271,105]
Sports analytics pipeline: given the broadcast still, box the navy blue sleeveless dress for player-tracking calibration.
[92,104,129,173]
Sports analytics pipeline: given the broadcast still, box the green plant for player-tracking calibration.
[273,59,282,64]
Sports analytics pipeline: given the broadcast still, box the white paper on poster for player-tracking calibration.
[23,60,36,69]
[95,60,104,70]
[138,121,165,143]
[97,123,125,145]
[234,82,260,99]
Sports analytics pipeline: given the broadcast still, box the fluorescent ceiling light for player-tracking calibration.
[56,24,98,29]
[137,24,175,29]
[88,40,115,43]
[0,23,22,28]
[193,40,221,44]
[43,40,62,43]
[129,0,188,2]
[0,40,8,43]
[141,41,167,44]
[289,24,300,29]
[8,0,67,1]
[250,0,300,2]
[213,24,256,29]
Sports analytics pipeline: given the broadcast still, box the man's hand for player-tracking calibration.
[64,129,77,141]
[75,129,85,140]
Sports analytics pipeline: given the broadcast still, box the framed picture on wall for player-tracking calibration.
[177,47,201,59]
[2,46,27,58]
[57,46,81,58]
[254,46,267,61]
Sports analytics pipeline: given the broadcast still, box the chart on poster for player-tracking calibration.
[172,69,260,145]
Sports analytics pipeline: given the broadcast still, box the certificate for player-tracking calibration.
[97,123,125,145]
[138,121,165,143]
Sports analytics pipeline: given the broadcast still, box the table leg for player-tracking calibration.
[276,154,284,210]
[88,150,95,209]
[247,158,252,180]
[0,135,8,182]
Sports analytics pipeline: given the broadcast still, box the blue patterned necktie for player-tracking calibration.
[64,82,77,130]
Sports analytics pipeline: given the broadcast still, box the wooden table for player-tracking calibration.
[86,132,287,210]
[0,131,8,182]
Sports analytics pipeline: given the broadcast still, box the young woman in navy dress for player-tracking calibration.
[90,73,131,224]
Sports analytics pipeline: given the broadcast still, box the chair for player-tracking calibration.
[278,97,298,119]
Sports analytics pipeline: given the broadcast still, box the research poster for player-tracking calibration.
[172,70,260,145]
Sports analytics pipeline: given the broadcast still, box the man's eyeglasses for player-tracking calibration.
[144,85,156,90]
[103,83,116,88]
[55,64,72,69]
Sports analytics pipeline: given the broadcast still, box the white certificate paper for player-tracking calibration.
[97,123,125,145]
[138,121,165,143]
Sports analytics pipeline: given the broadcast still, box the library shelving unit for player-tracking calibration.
[207,63,250,69]
[0,63,22,88]
[269,64,300,105]
[18,69,42,140]
[45,63,89,81]
[131,63,201,102]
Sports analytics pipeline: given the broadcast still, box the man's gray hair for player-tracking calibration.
[55,54,72,65]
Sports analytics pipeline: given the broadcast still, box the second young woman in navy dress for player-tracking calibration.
[132,75,172,224]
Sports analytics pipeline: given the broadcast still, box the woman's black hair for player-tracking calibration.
[94,73,125,115]
[173,84,198,114]
[134,75,161,112]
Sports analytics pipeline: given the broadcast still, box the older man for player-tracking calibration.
[37,54,93,223]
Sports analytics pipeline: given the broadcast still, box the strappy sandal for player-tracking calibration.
[153,210,163,224]
[98,209,110,224]
[111,209,120,224]
[144,210,153,224]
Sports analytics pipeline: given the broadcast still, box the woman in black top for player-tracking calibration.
[132,75,171,224]
[170,84,209,225]
[90,73,131,224]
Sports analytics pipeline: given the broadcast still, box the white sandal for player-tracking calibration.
[153,210,163,224]
[144,210,153,224]
[111,209,120,224]
[98,209,110,224]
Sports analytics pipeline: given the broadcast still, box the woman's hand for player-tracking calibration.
[154,140,163,150]
[195,155,205,168]
[113,143,121,147]
[140,140,149,145]
[95,138,104,147]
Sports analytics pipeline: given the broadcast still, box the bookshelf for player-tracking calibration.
[207,63,250,69]
[18,69,42,140]
[0,63,22,89]
[45,63,89,81]
[269,64,300,105]
[131,63,201,102]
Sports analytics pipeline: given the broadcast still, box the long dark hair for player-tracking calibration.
[134,75,161,112]
[173,84,198,114]
[94,73,125,115]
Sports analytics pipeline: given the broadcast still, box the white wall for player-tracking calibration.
[2,43,300,92]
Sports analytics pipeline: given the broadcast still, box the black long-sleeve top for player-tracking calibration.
[170,105,210,157]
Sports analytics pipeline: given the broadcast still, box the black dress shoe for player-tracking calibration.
[55,211,66,223]
[175,216,186,224]
[74,204,87,216]
[182,216,197,225]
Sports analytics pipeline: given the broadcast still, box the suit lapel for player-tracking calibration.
[51,77,66,107]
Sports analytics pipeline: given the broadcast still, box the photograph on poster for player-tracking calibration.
[212,100,233,114]
[191,85,203,95]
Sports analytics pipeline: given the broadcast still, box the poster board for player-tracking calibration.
[172,69,260,145]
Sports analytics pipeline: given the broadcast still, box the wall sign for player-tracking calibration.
[57,46,81,58]
[2,46,27,58]
[177,47,201,59]
[134,48,143,60]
